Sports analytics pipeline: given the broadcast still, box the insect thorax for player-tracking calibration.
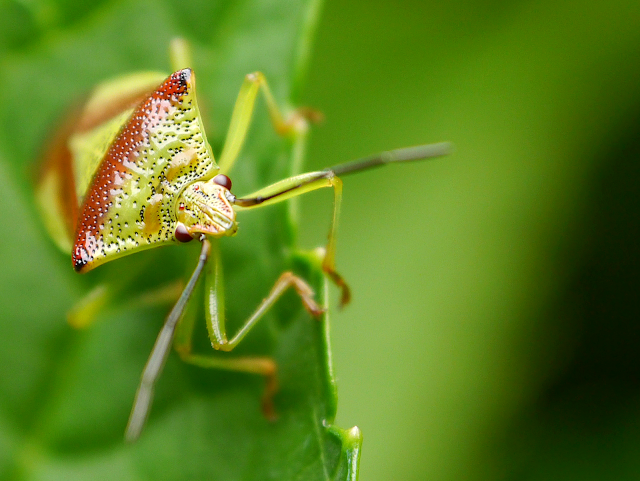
[73,69,219,272]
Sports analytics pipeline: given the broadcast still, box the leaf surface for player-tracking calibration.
[0,0,360,479]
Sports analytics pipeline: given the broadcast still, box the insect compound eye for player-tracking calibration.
[175,223,194,243]
[213,174,232,191]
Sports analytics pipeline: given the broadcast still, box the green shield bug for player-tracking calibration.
[35,40,450,442]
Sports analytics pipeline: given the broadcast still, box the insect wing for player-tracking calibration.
[35,112,81,253]
[36,71,170,253]
[72,69,219,272]
[71,109,134,204]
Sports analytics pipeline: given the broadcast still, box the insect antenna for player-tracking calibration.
[125,237,211,442]
[326,141,451,177]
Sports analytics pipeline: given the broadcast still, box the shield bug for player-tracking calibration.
[35,41,450,441]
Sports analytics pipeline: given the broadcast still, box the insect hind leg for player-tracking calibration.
[171,241,323,420]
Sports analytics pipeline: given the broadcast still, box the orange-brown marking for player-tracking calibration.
[165,148,197,182]
[143,193,164,236]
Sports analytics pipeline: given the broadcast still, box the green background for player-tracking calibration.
[1,0,640,480]
[302,0,640,480]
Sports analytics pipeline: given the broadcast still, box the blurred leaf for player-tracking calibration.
[0,0,361,479]
[300,1,640,480]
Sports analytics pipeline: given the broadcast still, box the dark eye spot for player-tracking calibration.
[213,174,232,191]
[175,223,194,243]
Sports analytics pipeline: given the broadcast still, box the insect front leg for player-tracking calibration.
[232,142,454,307]
[173,239,323,419]
[234,170,351,306]
[217,72,319,175]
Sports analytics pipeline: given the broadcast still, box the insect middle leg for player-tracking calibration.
[67,278,185,329]
[173,240,323,418]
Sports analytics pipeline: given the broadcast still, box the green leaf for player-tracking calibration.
[0,0,361,479]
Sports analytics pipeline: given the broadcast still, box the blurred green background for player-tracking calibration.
[1,0,640,480]
[301,0,640,480]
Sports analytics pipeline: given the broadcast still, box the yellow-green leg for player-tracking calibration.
[67,280,184,329]
[234,169,350,306]
[169,37,192,71]
[232,142,453,307]
[217,71,316,175]
[67,284,111,329]
[168,41,317,176]
[173,240,323,419]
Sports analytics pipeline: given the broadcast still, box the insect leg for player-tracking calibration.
[234,170,350,306]
[217,72,316,175]
[217,272,324,350]
[66,284,111,329]
[173,239,323,418]
[232,142,453,306]
[125,238,211,443]
[169,37,192,71]
[67,278,184,329]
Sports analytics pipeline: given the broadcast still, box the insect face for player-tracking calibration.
[176,179,237,238]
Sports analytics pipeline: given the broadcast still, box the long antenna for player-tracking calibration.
[326,142,451,177]
[125,238,211,442]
